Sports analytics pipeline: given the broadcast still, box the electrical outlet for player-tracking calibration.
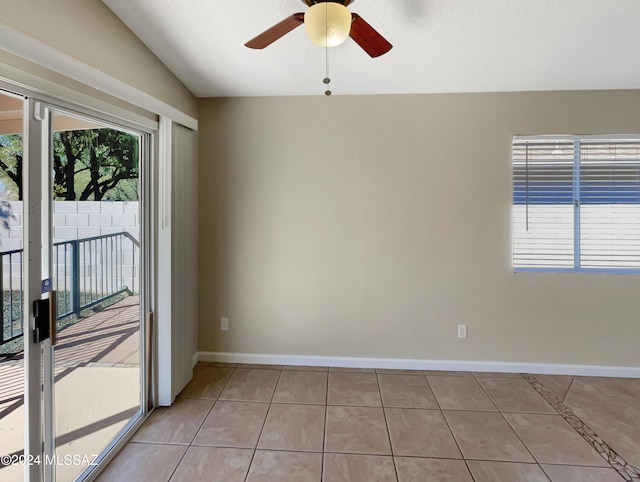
[221,317,229,331]
[457,324,467,339]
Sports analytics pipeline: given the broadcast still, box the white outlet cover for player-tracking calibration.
[221,317,229,331]
[457,324,467,339]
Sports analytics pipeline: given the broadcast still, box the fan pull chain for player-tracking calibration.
[324,1,331,96]
[324,50,331,95]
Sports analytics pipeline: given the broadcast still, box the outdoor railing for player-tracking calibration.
[0,249,24,345]
[1,231,139,345]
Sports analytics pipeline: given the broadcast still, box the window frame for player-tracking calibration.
[513,134,640,275]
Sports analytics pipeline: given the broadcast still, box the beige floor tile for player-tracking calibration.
[179,367,233,399]
[534,374,574,401]
[327,373,382,407]
[478,377,555,413]
[395,457,473,482]
[258,404,325,451]
[472,372,523,378]
[170,446,253,482]
[445,411,534,462]
[564,377,640,468]
[97,442,187,482]
[283,365,329,372]
[325,406,391,455]
[219,369,280,402]
[504,413,607,466]
[236,364,282,370]
[378,375,438,409]
[196,361,237,368]
[247,450,323,482]
[467,461,549,482]
[272,370,328,404]
[423,370,473,377]
[541,464,625,482]
[193,401,269,448]
[386,408,461,458]
[131,398,214,444]
[375,369,423,375]
[323,454,397,482]
[329,367,376,373]
[427,376,497,411]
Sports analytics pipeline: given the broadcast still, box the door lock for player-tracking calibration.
[33,290,57,344]
[33,298,50,343]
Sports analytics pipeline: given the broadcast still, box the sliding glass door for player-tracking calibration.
[0,87,151,481]
[45,107,148,481]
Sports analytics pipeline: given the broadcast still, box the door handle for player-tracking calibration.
[32,290,57,345]
[33,298,50,343]
[49,290,57,346]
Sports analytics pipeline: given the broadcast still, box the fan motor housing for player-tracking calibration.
[302,0,355,6]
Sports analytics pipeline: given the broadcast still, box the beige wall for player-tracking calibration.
[0,0,196,118]
[198,91,640,367]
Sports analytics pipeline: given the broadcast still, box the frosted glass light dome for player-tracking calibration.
[304,3,352,48]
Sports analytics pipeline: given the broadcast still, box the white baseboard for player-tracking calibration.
[192,352,199,369]
[196,351,640,378]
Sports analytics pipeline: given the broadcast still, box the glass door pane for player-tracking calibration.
[0,90,26,482]
[48,110,143,481]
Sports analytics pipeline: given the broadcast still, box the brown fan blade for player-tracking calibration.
[245,13,305,49]
[349,14,393,58]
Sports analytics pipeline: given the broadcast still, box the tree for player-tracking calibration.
[0,134,23,200]
[53,129,139,201]
[0,128,138,201]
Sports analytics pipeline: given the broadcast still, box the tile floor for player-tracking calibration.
[97,364,640,482]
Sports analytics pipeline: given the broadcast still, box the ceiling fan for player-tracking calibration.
[245,0,392,58]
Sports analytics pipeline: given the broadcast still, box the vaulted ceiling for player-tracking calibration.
[104,0,640,98]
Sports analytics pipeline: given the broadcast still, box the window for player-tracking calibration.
[513,136,640,273]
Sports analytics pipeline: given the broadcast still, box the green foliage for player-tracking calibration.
[0,134,23,200]
[0,128,139,201]
[54,128,139,201]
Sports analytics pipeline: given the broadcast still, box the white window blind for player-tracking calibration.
[513,137,640,272]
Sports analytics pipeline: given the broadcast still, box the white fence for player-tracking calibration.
[1,201,139,293]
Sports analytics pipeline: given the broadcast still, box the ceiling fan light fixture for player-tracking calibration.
[304,3,352,47]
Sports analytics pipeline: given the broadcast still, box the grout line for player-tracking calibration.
[193,368,237,444]
[563,376,576,404]
[421,372,439,411]
[538,465,561,482]
[164,445,189,482]
[470,376,500,412]
[128,440,189,447]
[183,446,320,454]
[375,372,400,482]
[497,413,551,481]
[474,377,542,473]
[169,368,242,480]
[537,461,638,468]
[243,367,283,482]
[321,366,329,481]
[432,379,478,482]
[167,366,239,480]
[375,370,425,376]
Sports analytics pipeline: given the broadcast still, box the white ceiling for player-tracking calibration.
[103,0,640,98]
